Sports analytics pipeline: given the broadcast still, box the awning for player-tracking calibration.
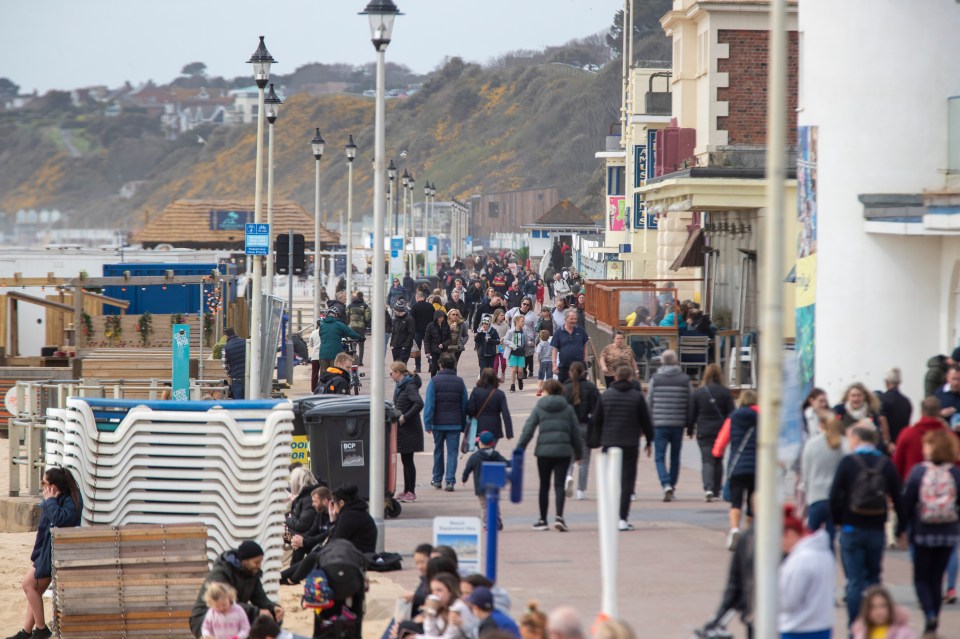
[669,227,705,271]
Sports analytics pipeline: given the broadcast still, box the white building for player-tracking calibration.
[800,0,960,402]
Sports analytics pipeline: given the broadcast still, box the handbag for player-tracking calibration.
[461,389,496,454]
[722,426,755,503]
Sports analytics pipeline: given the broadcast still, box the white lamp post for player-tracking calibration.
[264,83,282,296]
[360,0,401,554]
[311,128,325,321]
[344,135,357,301]
[246,35,276,400]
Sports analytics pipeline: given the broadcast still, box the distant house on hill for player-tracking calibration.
[467,186,560,249]
[522,199,601,264]
[133,199,339,250]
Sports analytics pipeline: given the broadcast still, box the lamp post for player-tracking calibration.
[344,135,357,301]
[406,173,415,274]
[311,128,325,321]
[360,0,401,554]
[246,35,276,400]
[264,83,282,297]
[423,182,432,272]
[400,169,409,272]
[387,160,397,277]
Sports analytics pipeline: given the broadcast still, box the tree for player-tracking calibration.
[0,77,19,97]
[180,62,207,77]
[606,0,672,57]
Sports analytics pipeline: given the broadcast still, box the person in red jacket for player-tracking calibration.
[893,396,949,480]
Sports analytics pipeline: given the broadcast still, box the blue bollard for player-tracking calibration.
[510,448,524,503]
[481,462,508,582]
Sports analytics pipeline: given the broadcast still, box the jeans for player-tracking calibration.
[947,543,958,589]
[413,332,425,371]
[839,527,886,625]
[569,424,590,492]
[603,445,639,521]
[779,631,830,639]
[229,378,245,400]
[391,346,411,366]
[556,366,570,383]
[806,500,835,547]
[431,429,460,486]
[697,435,723,495]
[654,427,684,489]
[914,544,953,622]
[537,456,570,520]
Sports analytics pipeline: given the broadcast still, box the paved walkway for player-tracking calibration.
[286,342,960,638]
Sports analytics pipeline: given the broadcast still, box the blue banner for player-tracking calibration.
[171,324,190,401]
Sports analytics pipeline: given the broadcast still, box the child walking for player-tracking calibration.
[535,330,553,397]
[201,582,250,639]
[503,314,529,392]
[462,431,509,530]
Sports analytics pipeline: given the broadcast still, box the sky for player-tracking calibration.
[4,1,621,93]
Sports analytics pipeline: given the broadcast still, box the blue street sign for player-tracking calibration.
[245,223,270,255]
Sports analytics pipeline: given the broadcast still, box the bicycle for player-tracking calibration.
[340,337,364,395]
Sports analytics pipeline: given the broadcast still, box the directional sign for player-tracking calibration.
[245,223,270,255]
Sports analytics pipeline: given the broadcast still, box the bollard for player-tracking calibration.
[598,447,622,618]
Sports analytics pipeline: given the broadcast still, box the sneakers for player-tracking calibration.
[705,491,715,503]
[575,489,586,500]
[553,517,569,532]
[30,629,51,639]
[431,480,442,490]
[518,377,523,390]
[726,527,741,551]
[444,483,455,492]
[532,519,549,531]
[564,474,575,498]
[618,519,634,531]
[399,492,417,503]
[663,486,674,502]
[944,588,957,604]
[536,389,543,397]
[7,631,31,639]
[510,384,515,392]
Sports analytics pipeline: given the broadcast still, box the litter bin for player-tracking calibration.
[303,396,402,519]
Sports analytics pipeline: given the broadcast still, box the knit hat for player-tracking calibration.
[394,300,407,312]
[478,431,495,447]
[236,540,264,560]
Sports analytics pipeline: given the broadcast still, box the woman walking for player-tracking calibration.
[516,380,583,532]
[834,382,890,447]
[8,467,82,639]
[474,315,500,371]
[599,331,638,388]
[491,308,509,382]
[800,412,845,544]
[563,361,599,500]
[445,309,469,371]
[715,390,759,550]
[391,362,424,503]
[503,314,531,392]
[466,368,513,445]
[691,363,735,502]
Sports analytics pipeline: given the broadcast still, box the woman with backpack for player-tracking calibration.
[899,428,960,638]
[690,364,735,502]
[466,368,513,445]
[562,362,599,500]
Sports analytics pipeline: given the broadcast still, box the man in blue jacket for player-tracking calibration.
[423,353,468,491]
[466,587,520,639]
[222,327,247,399]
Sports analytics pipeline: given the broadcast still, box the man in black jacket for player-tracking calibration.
[390,301,415,365]
[190,541,283,638]
[410,291,436,373]
[222,328,246,399]
[423,310,452,377]
[281,486,332,583]
[315,352,354,395]
[593,366,653,531]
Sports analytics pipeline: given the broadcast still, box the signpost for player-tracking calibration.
[245,223,270,255]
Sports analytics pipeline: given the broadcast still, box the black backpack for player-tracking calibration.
[364,551,402,572]
[849,454,889,516]
[316,539,367,600]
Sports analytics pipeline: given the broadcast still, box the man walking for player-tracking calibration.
[593,366,653,530]
[829,423,903,628]
[648,350,692,501]
[423,353,468,491]
[411,290,436,374]
[346,291,371,366]
[222,328,246,400]
[550,309,589,383]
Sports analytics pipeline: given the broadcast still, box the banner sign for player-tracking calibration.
[210,209,252,231]
[171,324,190,401]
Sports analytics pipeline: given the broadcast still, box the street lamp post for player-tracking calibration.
[264,83,282,297]
[344,135,357,301]
[246,36,276,400]
[400,169,410,272]
[360,0,401,554]
[311,128,325,321]
[424,182,432,271]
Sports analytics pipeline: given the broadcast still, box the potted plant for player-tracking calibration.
[137,312,153,346]
[203,312,214,347]
[103,316,122,344]
[170,313,185,326]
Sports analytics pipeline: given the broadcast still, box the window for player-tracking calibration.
[697,32,708,78]
[607,166,625,196]
[488,201,500,217]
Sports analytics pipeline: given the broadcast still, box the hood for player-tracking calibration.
[538,394,572,413]
[792,528,830,557]
[219,550,262,578]
[433,309,448,321]
[915,416,947,432]
[396,373,422,391]
[348,300,367,309]
[657,365,684,376]
[928,355,948,369]
[322,316,342,325]
[341,498,369,514]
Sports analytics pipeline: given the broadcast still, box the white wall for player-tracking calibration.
[800,0,960,403]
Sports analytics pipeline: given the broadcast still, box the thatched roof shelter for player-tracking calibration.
[133,199,340,249]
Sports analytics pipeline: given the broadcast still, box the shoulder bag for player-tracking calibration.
[461,389,496,454]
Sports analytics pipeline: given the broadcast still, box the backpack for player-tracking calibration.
[848,454,889,516]
[316,373,350,395]
[363,551,403,572]
[316,539,366,600]
[302,567,336,609]
[347,305,367,330]
[918,462,959,524]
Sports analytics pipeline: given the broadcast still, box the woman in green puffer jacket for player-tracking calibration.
[516,379,583,533]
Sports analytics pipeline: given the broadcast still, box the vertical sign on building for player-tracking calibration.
[634,145,647,229]
[795,126,818,395]
[171,324,190,401]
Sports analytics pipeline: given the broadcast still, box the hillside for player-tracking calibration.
[0,58,622,233]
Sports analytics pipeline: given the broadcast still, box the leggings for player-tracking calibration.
[494,354,507,376]
[537,456,571,520]
[401,452,417,495]
[915,544,953,621]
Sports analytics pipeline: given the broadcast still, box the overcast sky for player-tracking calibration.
[5,1,620,93]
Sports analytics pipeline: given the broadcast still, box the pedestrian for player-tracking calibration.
[592,366,653,530]
[281,486,331,584]
[516,379,583,532]
[466,367,513,444]
[850,586,917,639]
[491,308,510,382]
[893,397,949,482]
[445,289,467,317]
[698,518,755,639]
[503,314,531,392]
[189,541,284,639]
[535,279,545,310]
[424,310,452,378]
[7,467,82,639]
[934,365,960,429]
[648,350,693,502]
[899,428,960,637]
[546,607,584,639]
[834,382,891,449]
[391,301,416,365]
[551,299,567,330]
[446,309,469,370]
[414,573,478,639]
[599,331,638,388]
[391,362,424,504]
[778,506,835,639]
[308,320,323,393]
[222,327,247,400]
[506,297,537,377]
[465,586,520,639]
[691,363,735,502]
[535,308,554,337]
[284,466,318,568]
[802,388,830,439]
[475,315,500,371]
[550,309,590,383]
[346,291,372,366]
[829,423,904,628]
[520,602,548,639]
[314,352,354,395]
[316,307,363,372]
[879,367,913,445]
[388,278,406,308]
[535,330,553,397]
[423,353,468,492]
[462,431,509,530]
[800,411,845,545]
[412,290,437,374]
[200,582,250,639]
[715,390,758,550]
[925,355,952,399]
[562,361,600,501]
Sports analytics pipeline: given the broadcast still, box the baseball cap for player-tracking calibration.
[465,586,494,611]
[479,431,495,446]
